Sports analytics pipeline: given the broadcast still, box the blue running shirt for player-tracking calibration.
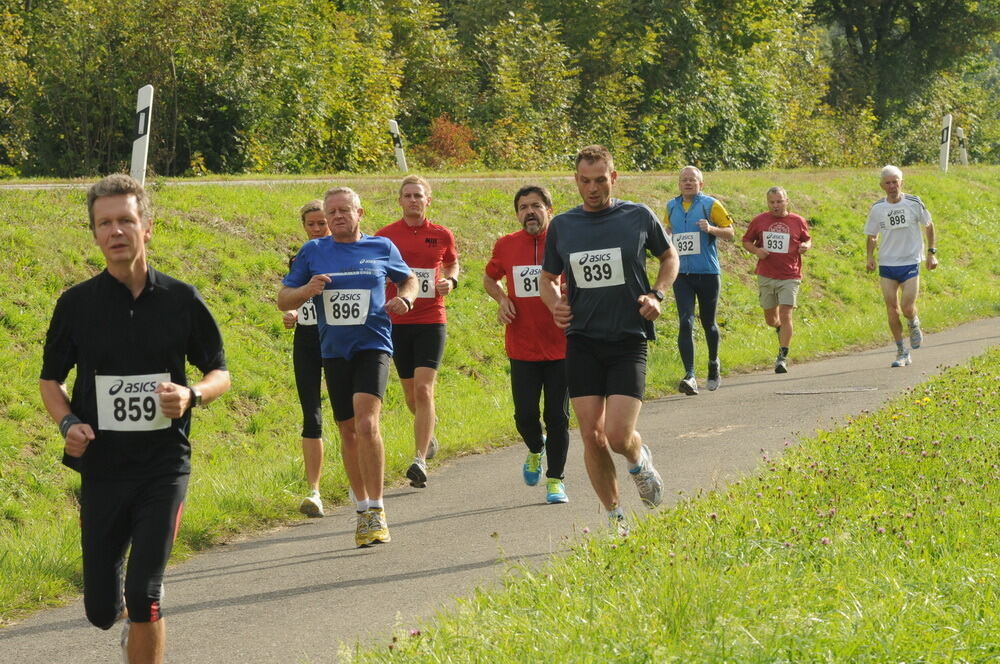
[283,235,411,360]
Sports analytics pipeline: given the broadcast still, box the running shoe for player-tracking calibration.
[629,444,663,508]
[367,508,390,544]
[120,619,130,664]
[608,510,630,538]
[545,478,569,504]
[891,350,912,368]
[909,321,923,349]
[355,511,372,547]
[774,355,788,374]
[406,458,428,488]
[707,361,721,391]
[678,375,699,395]
[523,450,544,486]
[298,490,324,518]
[426,435,439,460]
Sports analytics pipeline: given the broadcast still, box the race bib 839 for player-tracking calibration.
[569,248,625,288]
[95,373,171,432]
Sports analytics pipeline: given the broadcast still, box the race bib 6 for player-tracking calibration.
[412,267,436,299]
[95,373,171,432]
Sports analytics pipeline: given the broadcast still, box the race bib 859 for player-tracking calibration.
[569,248,625,288]
[95,373,171,432]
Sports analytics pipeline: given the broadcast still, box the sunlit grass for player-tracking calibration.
[0,166,998,623]
[349,349,1000,662]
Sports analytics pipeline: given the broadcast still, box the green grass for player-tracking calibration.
[348,348,1000,663]
[0,166,998,624]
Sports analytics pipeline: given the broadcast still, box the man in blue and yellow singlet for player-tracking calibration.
[665,166,735,395]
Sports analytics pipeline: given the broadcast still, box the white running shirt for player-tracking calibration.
[864,194,932,266]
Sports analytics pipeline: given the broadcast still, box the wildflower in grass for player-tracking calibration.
[877,527,886,534]
[820,537,831,545]
[709,512,718,520]
[410,629,421,637]
[582,527,590,534]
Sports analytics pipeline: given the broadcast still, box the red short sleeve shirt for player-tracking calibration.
[485,229,566,362]
[376,218,458,325]
[742,212,811,280]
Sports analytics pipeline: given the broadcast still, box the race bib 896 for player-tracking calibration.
[95,373,171,432]
[512,265,542,298]
[569,248,625,288]
[322,289,371,325]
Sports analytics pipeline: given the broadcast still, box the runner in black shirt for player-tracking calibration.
[39,174,230,664]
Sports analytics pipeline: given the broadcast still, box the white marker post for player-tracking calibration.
[939,113,952,173]
[388,119,408,172]
[130,85,154,186]
[956,127,969,166]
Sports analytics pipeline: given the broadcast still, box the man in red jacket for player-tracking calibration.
[483,185,569,503]
[376,175,459,488]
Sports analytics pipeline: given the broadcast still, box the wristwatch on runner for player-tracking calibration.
[188,386,203,411]
[399,295,413,311]
[927,247,937,254]
[649,289,665,301]
[448,277,459,290]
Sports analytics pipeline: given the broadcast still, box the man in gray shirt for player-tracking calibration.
[540,145,679,536]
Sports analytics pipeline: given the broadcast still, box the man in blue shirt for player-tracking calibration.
[279,187,417,547]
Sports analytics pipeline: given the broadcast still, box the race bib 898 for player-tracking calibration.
[322,289,371,326]
[95,373,171,432]
[569,248,625,288]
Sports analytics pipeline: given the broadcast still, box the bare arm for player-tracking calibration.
[277,274,331,311]
[924,222,938,270]
[40,379,94,458]
[483,273,516,324]
[637,248,680,321]
[436,260,460,296]
[540,270,571,329]
[387,272,420,315]
[743,238,768,259]
[156,368,232,419]
[866,235,878,272]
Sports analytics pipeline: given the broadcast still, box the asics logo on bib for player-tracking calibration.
[108,379,159,395]
[579,252,612,265]
[329,291,363,302]
[519,266,541,277]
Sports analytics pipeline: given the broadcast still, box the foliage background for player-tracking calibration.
[0,0,997,177]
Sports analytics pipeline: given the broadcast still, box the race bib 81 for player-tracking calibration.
[322,289,371,326]
[512,265,542,298]
[95,373,171,432]
[569,248,625,288]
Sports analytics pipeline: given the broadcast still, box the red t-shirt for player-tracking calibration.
[376,218,458,325]
[742,212,811,280]
[485,229,566,362]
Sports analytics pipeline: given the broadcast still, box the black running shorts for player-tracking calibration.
[390,324,446,379]
[565,334,647,400]
[323,350,391,421]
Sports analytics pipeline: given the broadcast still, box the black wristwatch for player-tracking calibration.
[448,276,459,290]
[649,289,665,301]
[188,386,203,411]
[927,247,937,254]
[399,295,413,311]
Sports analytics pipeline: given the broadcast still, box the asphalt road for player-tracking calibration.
[1,318,996,663]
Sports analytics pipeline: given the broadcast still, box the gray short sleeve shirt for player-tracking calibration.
[543,199,671,341]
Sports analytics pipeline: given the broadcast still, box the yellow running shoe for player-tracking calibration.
[367,507,391,545]
[354,511,372,548]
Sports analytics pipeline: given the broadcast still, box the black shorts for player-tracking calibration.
[391,324,446,379]
[323,350,391,422]
[565,334,647,400]
[80,473,189,628]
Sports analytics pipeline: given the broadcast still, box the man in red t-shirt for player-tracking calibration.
[483,185,570,504]
[741,186,812,373]
[375,175,459,488]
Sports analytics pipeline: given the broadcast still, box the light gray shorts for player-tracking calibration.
[758,276,801,309]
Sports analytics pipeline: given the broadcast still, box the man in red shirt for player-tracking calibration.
[742,186,812,373]
[483,185,570,504]
[376,175,459,488]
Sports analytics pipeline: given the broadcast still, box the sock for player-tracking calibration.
[413,455,424,465]
[608,506,624,519]
[684,371,695,379]
[309,488,320,497]
[369,498,384,510]
[356,498,368,513]
[628,449,646,474]
[779,346,789,357]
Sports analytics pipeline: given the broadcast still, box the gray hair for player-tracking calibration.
[766,186,787,199]
[880,165,903,180]
[87,174,152,232]
[680,165,704,182]
[323,187,362,210]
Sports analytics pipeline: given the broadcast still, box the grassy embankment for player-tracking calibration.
[350,348,1000,662]
[0,166,998,623]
